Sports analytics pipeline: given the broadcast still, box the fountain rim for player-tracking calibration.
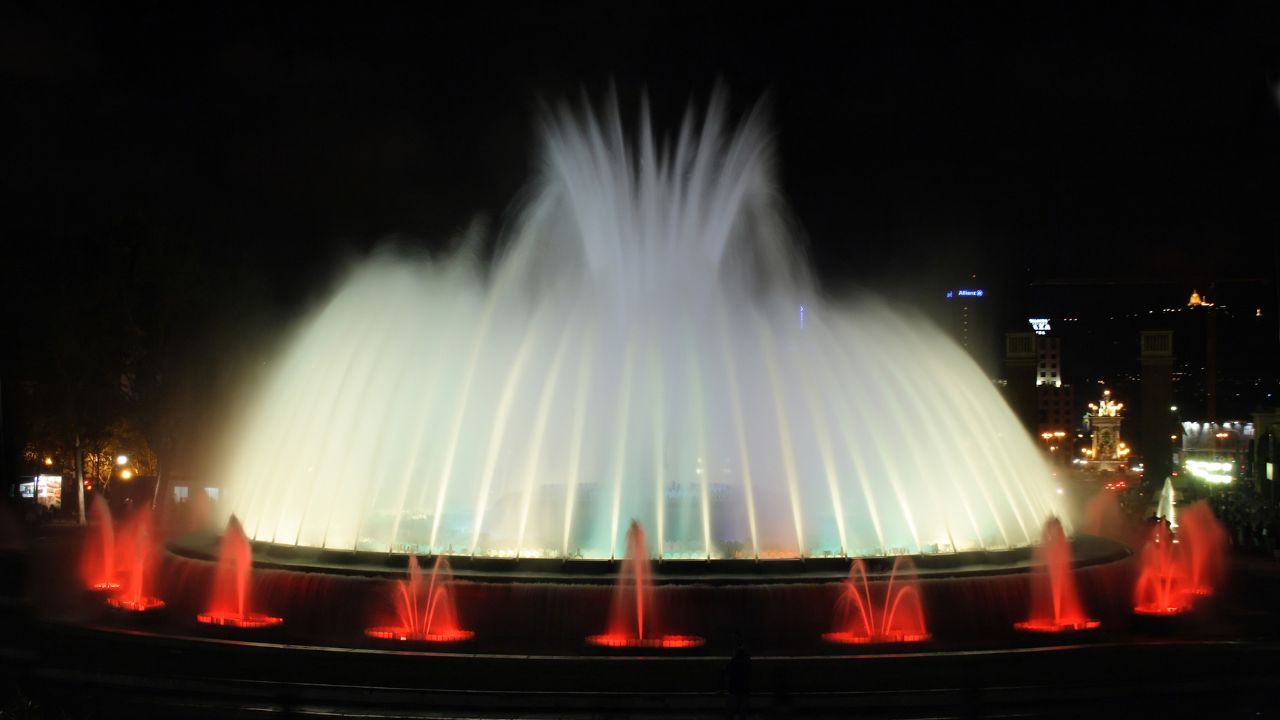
[167,531,1130,586]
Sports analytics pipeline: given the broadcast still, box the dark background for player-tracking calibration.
[4,1,1280,484]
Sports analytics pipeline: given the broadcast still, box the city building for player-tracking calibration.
[1179,420,1254,486]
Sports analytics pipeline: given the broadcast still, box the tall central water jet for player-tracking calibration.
[221,93,1066,562]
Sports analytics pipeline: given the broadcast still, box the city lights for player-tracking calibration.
[1185,459,1234,485]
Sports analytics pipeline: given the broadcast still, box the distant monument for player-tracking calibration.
[1085,389,1128,472]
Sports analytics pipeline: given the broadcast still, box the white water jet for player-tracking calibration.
[222,93,1066,560]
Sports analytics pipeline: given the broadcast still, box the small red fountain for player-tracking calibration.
[1132,519,1191,616]
[196,516,282,628]
[107,507,166,613]
[1176,501,1227,598]
[365,555,473,643]
[1014,518,1100,632]
[587,521,704,649]
[81,496,120,593]
[823,556,929,645]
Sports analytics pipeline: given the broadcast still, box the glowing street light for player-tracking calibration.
[44,457,53,466]
[120,468,134,480]
[116,454,129,466]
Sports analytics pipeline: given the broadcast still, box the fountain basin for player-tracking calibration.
[196,611,283,629]
[157,531,1133,652]
[586,633,705,649]
[822,630,931,644]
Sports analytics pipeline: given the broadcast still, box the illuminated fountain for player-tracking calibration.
[1177,501,1227,598]
[219,94,1067,565]
[107,507,166,613]
[1131,501,1226,616]
[196,517,282,629]
[823,556,929,644]
[1015,518,1100,633]
[587,521,703,649]
[1132,520,1189,616]
[81,496,119,593]
[365,555,473,643]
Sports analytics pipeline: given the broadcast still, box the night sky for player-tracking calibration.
[4,3,1280,453]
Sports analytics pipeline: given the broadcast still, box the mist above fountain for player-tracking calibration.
[107,507,166,613]
[221,93,1065,562]
[82,496,120,593]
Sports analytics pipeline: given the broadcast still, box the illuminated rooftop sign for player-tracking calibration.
[946,289,984,298]
[1028,318,1050,335]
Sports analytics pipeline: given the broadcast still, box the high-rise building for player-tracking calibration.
[1035,336,1062,388]
[942,276,997,379]
[1003,332,1038,434]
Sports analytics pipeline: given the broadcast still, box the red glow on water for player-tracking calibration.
[586,633,704,649]
[107,595,166,612]
[365,627,475,643]
[81,497,118,592]
[1017,518,1100,633]
[364,555,472,644]
[196,611,283,628]
[1013,618,1102,632]
[199,516,282,629]
[587,521,704,650]
[823,556,930,645]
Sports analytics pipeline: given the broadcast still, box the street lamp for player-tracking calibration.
[120,468,134,481]
[116,455,129,466]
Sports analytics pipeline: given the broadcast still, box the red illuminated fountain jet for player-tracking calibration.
[365,555,473,643]
[81,496,120,593]
[1132,519,1190,616]
[107,507,166,612]
[1175,501,1227,598]
[587,521,704,649]
[823,556,930,644]
[1132,501,1226,616]
[196,516,282,628]
[1015,518,1100,632]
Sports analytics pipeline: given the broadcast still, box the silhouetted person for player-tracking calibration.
[725,645,751,719]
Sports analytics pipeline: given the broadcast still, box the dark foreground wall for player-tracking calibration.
[155,550,1137,654]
